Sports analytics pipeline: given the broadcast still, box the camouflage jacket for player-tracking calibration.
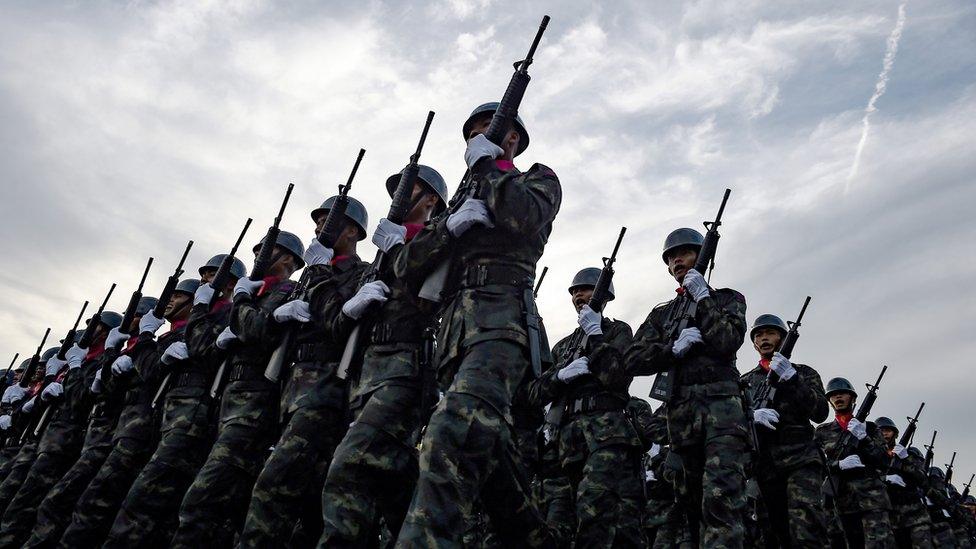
[816,418,891,513]
[39,344,110,454]
[631,398,669,450]
[624,288,747,388]
[171,299,233,399]
[926,476,956,524]
[741,361,828,474]
[886,446,931,526]
[225,277,296,392]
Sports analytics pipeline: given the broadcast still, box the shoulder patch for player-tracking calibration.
[715,288,746,303]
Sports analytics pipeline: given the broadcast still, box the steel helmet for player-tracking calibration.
[908,447,923,459]
[135,297,159,316]
[825,377,857,398]
[15,359,29,372]
[874,416,898,433]
[41,347,60,362]
[568,267,615,301]
[199,254,247,280]
[252,230,307,268]
[964,495,975,505]
[99,311,124,330]
[310,196,369,241]
[662,228,704,264]
[750,314,788,340]
[385,165,449,215]
[175,279,201,296]
[929,467,945,480]
[462,102,530,156]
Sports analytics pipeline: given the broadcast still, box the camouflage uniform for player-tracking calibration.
[528,317,643,547]
[816,418,895,548]
[239,259,366,547]
[623,287,750,547]
[885,447,933,549]
[0,380,44,505]
[393,160,562,547]
[171,277,295,547]
[740,360,830,547]
[103,301,228,547]
[926,476,959,548]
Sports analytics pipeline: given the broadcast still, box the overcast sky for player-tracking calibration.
[2,0,974,480]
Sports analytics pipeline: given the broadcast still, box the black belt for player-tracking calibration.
[294,342,332,362]
[568,394,627,416]
[173,371,209,389]
[457,264,532,290]
[229,363,265,382]
[369,322,427,345]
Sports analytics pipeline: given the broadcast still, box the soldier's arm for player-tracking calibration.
[624,309,679,376]
[482,164,562,236]
[856,426,890,468]
[131,336,166,383]
[695,289,747,357]
[231,283,292,346]
[897,452,930,487]
[392,218,453,290]
[185,303,229,363]
[779,365,829,423]
[590,320,634,393]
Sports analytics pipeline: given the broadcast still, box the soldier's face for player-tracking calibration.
[406,183,439,223]
[467,114,520,160]
[164,293,191,321]
[667,247,699,283]
[571,286,594,313]
[129,315,142,334]
[200,269,216,284]
[752,328,783,358]
[314,212,328,235]
[829,392,854,412]
[879,427,897,445]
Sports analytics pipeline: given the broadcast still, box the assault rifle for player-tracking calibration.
[78,283,117,349]
[946,452,956,486]
[20,328,51,389]
[55,301,90,361]
[152,240,193,319]
[924,431,938,470]
[317,149,365,249]
[752,296,811,410]
[419,15,551,302]
[119,258,154,340]
[960,474,974,501]
[210,185,293,399]
[888,402,924,470]
[3,354,19,387]
[534,266,548,298]
[209,219,253,309]
[650,189,731,402]
[824,365,887,495]
[336,116,435,380]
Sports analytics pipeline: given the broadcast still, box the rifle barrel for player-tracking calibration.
[138,257,154,289]
[346,149,366,189]
[533,266,548,297]
[413,111,435,160]
[231,219,253,255]
[522,15,551,68]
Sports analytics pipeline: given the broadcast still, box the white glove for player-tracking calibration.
[273,300,312,323]
[161,342,189,365]
[21,396,36,414]
[885,474,906,487]
[303,238,334,267]
[215,326,237,350]
[139,312,166,335]
[446,199,494,238]
[194,283,215,306]
[645,470,657,482]
[556,357,591,383]
[111,355,134,376]
[0,415,11,430]
[647,442,661,459]
[2,384,27,405]
[838,455,865,470]
[41,382,64,401]
[45,356,67,377]
[65,344,87,369]
[893,444,909,459]
[577,305,603,336]
[753,408,781,430]
[681,268,710,302]
[90,369,103,394]
[372,219,407,254]
[672,327,703,358]
[105,327,129,350]
[464,133,505,169]
[847,418,867,440]
[234,277,264,297]
[769,352,796,381]
[341,281,390,320]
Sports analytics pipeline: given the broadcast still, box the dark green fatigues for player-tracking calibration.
[926,478,959,548]
[885,448,933,548]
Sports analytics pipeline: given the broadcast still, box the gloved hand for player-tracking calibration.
[893,444,909,459]
[447,199,494,238]
[2,384,27,405]
[464,133,504,169]
[139,312,166,335]
[577,305,603,336]
[161,342,189,365]
[41,382,64,401]
[105,327,129,350]
[341,281,390,320]
[234,277,264,297]
[645,470,657,482]
[45,356,67,377]
[753,408,781,430]
[273,300,312,323]
[769,352,796,381]
[22,396,37,414]
[672,327,703,358]
[0,415,11,430]
[838,455,865,470]
[372,219,407,254]
[90,370,103,394]
[681,268,710,302]
[556,357,590,383]
[885,474,906,487]
[847,418,867,440]
[194,283,215,306]
[111,355,134,376]
[65,345,87,369]
[215,327,237,350]
[304,238,334,267]
[647,443,661,459]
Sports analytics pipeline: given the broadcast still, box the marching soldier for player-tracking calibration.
[394,103,562,546]
[317,169,446,546]
[239,196,370,546]
[816,377,894,548]
[741,313,830,547]
[875,416,934,548]
[0,359,31,476]
[0,352,54,510]
[104,255,245,547]
[622,228,750,546]
[926,467,959,548]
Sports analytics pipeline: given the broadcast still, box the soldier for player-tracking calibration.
[740,313,830,547]
[622,227,750,546]
[527,267,642,546]
[874,416,934,549]
[171,232,305,547]
[317,169,446,546]
[0,359,38,480]
[104,255,245,547]
[394,102,562,546]
[55,279,200,547]
[0,353,53,511]
[816,377,894,548]
[0,308,127,548]
[926,467,959,548]
[239,196,370,547]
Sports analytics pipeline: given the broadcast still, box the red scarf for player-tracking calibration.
[836,411,853,431]
[758,358,771,372]
[256,276,281,297]
[405,223,423,242]
[495,159,515,172]
[330,256,349,266]
[85,337,107,361]
[211,299,232,314]
[165,318,189,335]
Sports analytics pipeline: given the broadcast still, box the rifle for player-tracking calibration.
[78,283,117,349]
[3,354,19,386]
[824,365,887,495]
[210,185,293,399]
[55,301,90,360]
[418,15,551,303]
[752,296,811,410]
[153,240,193,319]
[650,189,731,402]
[20,328,51,389]
[888,402,924,470]
[946,452,956,486]
[119,257,154,339]
[534,266,548,298]
[336,117,433,380]
[317,149,365,249]
[208,219,253,309]
[924,431,937,471]
[960,473,973,501]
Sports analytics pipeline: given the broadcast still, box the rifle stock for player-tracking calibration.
[79,283,116,349]
[209,219,253,310]
[19,328,51,388]
[120,258,154,337]
[318,150,365,249]
[56,301,89,360]
[153,240,193,319]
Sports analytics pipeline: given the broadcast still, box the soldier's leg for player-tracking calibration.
[0,450,77,548]
[700,395,749,548]
[573,445,643,548]
[907,522,935,549]
[0,446,19,480]
[785,463,829,548]
[840,512,866,547]
[860,508,896,548]
[756,475,789,548]
[0,442,37,514]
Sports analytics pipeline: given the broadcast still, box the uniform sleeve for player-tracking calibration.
[130,336,162,382]
[185,304,227,363]
[895,452,929,487]
[590,320,635,393]
[392,217,453,291]
[230,285,292,347]
[482,164,562,238]
[779,364,829,423]
[696,290,747,358]
[857,426,891,468]
[624,308,679,376]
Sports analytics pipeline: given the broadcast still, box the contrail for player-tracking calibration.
[846,2,907,190]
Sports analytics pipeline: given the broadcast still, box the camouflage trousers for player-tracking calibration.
[890,498,933,549]
[653,504,694,549]
[397,340,557,548]
[0,444,19,480]
[560,445,644,548]
[839,509,896,548]
[240,403,347,548]
[318,382,420,547]
[0,449,79,548]
[755,463,829,548]
[0,441,36,514]
[929,519,956,548]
